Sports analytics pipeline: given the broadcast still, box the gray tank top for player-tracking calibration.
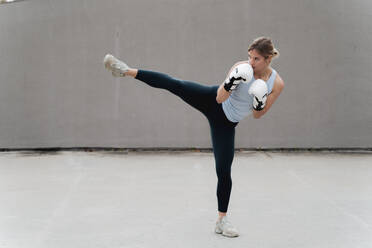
[222,68,277,122]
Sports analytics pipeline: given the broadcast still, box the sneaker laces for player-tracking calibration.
[221,219,233,228]
[220,217,237,231]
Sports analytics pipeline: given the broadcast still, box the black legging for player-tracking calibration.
[135,70,238,213]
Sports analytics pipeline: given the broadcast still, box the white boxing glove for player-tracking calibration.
[223,63,253,92]
[248,79,268,111]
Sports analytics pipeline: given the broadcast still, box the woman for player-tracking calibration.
[103,37,284,238]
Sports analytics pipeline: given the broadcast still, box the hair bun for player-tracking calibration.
[272,48,280,58]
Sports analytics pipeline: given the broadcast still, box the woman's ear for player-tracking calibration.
[266,55,272,65]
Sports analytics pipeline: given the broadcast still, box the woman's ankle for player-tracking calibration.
[218,212,227,220]
[126,69,138,77]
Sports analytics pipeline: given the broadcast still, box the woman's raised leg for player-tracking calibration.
[104,54,217,116]
[130,68,216,116]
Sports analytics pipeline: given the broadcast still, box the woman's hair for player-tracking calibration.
[248,37,279,60]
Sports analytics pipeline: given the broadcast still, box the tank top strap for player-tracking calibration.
[267,68,277,94]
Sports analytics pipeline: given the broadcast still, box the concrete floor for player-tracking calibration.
[0,150,372,248]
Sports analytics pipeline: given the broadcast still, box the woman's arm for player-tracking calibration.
[252,74,284,119]
[216,83,231,104]
[216,61,249,104]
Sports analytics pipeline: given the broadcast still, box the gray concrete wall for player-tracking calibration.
[0,0,371,149]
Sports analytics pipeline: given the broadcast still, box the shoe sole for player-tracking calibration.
[222,232,239,238]
[215,228,239,237]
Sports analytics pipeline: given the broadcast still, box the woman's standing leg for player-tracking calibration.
[205,98,240,237]
[209,124,240,237]
[210,125,235,215]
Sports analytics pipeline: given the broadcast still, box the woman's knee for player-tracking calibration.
[216,167,232,180]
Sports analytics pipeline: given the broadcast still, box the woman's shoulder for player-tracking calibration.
[272,69,284,90]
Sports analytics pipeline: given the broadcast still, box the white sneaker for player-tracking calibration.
[103,54,130,77]
[215,216,239,237]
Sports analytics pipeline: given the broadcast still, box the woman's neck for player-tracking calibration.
[254,67,272,80]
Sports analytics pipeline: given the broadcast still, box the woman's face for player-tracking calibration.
[248,49,271,73]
